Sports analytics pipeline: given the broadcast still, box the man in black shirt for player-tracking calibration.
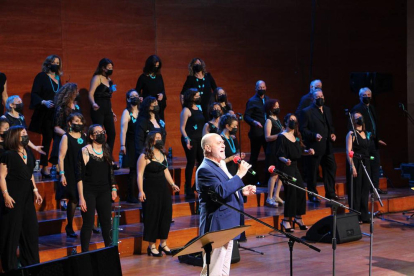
[300,89,338,202]
[244,80,269,183]
[351,87,387,194]
[295,79,322,117]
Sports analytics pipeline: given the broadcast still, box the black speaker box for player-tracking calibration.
[305,213,362,244]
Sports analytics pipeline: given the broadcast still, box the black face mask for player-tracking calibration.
[130,98,139,106]
[229,128,238,135]
[315,98,324,107]
[194,97,202,105]
[272,108,280,115]
[14,103,24,113]
[21,135,30,147]
[95,133,106,144]
[0,130,8,139]
[152,66,159,74]
[192,64,202,73]
[75,95,81,103]
[218,94,227,103]
[355,117,364,126]
[50,64,59,74]
[257,89,266,96]
[105,69,113,76]
[72,124,84,132]
[154,140,164,149]
[152,105,160,113]
[288,120,297,130]
[362,97,371,105]
[211,110,221,119]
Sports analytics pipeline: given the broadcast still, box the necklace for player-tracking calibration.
[196,77,205,90]
[18,150,27,159]
[130,112,137,123]
[275,118,283,130]
[48,76,60,93]
[153,150,168,168]
[149,74,156,79]
[221,132,236,153]
[77,137,84,144]
[92,146,103,155]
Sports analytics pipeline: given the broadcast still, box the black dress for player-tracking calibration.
[222,134,239,176]
[181,73,217,121]
[346,131,371,221]
[275,135,306,218]
[207,122,219,134]
[265,117,283,168]
[0,150,39,271]
[123,110,138,168]
[142,158,172,242]
[4,112,27,128]
[0,72,6,115]
[135,115,167,159]
[56,133,87,201]
[135,74,167,121]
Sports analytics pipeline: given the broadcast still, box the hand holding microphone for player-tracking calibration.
[233,156,255,178]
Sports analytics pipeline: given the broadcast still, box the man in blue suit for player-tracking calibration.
[196,133,256,276]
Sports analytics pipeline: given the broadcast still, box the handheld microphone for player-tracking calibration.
[268,166,297,182]
[349,151,374,160]
[233,156,256,175]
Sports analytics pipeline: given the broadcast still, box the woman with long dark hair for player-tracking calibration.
[88,58,117,165]
[180,88,204,199]
[0,72,8,115]
[29,54,62,178]
[0,126,43,272]
[137,131,179,257]
[213,87,233,115]
[120,89,140,203]
[346,112,371,223]
[202,102,222,136]
[276,113,314,232]
[57,112,86,237]
[135,55,167,121]
[181,58,217,121]
[76,124,117,252]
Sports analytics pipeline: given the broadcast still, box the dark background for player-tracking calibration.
[0,0,408,174]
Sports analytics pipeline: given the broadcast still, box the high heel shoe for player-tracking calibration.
[159,244,172,255]
[147,246,163,257]
[280,219,294,233]
[65,225,78,238]
[293,217,308,230]
[274,196,284,205]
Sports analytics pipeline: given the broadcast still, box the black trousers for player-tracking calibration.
[0,192,39,271]
[181,137,203,195]
[80,189,112,252]
[369,143,381,189]
[307,153,337,197]
[40,118,54,166]
[127,167,138,198]
[248,135,267,183]
[91,99,116,153]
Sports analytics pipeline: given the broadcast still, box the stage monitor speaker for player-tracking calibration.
[305,213,362,244]
[350,72,392,94]
[3,246,122,276]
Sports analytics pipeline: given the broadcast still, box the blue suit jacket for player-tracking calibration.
[196,158,245,238]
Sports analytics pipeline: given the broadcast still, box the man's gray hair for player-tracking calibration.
[359,87,371,97]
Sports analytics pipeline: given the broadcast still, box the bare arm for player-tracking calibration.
[346,131,354,166]
[58,135,68,186]
[88,76,100,107]
[137,154,147,202]
[119,110,129,155]
[2,80,8,107]
[264,119,278,142]
[180,107,191,138]
[78,147,89,212]
[28,140,46,155]
[202,122,210,136]
[164,168,180,192]
[54,126,66,136]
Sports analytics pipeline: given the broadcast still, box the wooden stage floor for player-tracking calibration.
[120,213,414,276]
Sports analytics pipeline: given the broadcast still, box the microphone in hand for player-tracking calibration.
[233,156,256,176]
[268,166,297,182]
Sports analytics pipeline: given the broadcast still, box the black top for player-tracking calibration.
[244,94,269,137]
[0,150,35,195]
[123,110,138,167]
[135,74,166,100]
[222,134,239,176]
[275,135,303,168]
[134,115,167,157]
[207,122,219,134]
[5,113,27,128]
[351,102,380,143]
[221,104,233,114]
[351,131,371,159]
[184,107,204,140]
[295,92,313,117]
[265,117,283,157]
[0,142,5,156]
[94,79,113,100]
[54,105,81,130]
[0,72,6,115]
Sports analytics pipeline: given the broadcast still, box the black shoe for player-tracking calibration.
[112,163,120,170]
[126,195,139,203]
[158,244,172,255]
[280,220,294,233]
[65,226,78,238]
[147,246,163,257]
[377,188,388,195]
[327,194,339,200]
[92,228,101,234]
[309,196,321,203]
[293,218,308,230]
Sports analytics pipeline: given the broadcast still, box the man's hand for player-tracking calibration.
[315,133,322,141]
[378,140,387,146]
[242,185,256,196]
[236,160,252,179]
[254,121,263,128]
[331,134,336,142]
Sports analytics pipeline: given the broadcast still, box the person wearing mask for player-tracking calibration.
[76,125,117,252]
[120,89,140,203]
[29,55,62,178]
[137,131,180,257]
[0,72,8,115]
[346,112,371,223]
[351,87,387,194]
[135,55,167,121]
[264,99,284,207]
[295,79,322,116]
[181,58,217,121]
[88,58,117,168]
[202,102,222,136]
[276,114,314,232]
[299,89,338,202]
[212,87,234,115]
[0,117,9,155]
[244,80,269,184]
[180,89,205,199]
[0,126,43,272]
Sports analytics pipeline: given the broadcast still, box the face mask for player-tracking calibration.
[72,124,84,132]
[21,135,30,147]
[194,97,201,105]
[105,69,113,76]
[152,105,160,113]
[272,108,280,115]
[154,139,164,149]
[14,103,24,113]
[229,128,237,135]
[355,117,364,126]
[50,64,59,73]
[130,98,140,106]
[288,120,297,129]
[95,133,106,144]
[75,95,81,102]
[152,66,159,74]
[362,97,371,104]
[193,64,202,73]
[211,110,221,119]
[257,89,266,96]
[0,130,8,139]
[218,94,227,103]
[315,98,324,107]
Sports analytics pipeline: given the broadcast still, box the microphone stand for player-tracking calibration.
[399,103,414,126]
[346,109,359,210]
[208,190,320,276]
[236,113,243,158]
[275,174,360,276]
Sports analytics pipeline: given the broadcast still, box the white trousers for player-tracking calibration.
[200,240,233,276]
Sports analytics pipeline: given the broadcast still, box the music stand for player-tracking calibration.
[173,226,250,276]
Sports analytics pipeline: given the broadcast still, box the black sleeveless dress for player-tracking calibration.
[142,158,172,242]
[208,122,219,134]
[184,107,204,141]
[221,134,239,176]
[265,117,283,168]
[122,110,138,168]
